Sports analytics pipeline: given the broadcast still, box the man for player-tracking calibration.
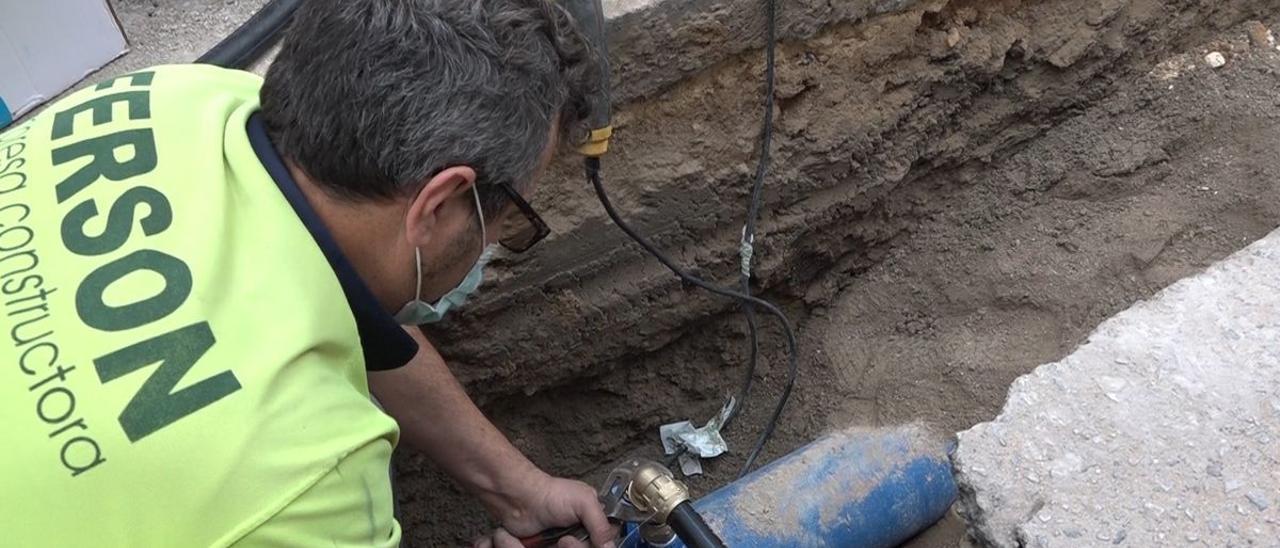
[0,0,616,546]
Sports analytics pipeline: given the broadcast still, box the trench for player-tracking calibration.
[392,0,1280,545]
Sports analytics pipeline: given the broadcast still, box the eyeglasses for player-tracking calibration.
[493,182,550,253]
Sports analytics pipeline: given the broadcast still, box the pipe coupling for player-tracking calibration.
[626,461,690,523]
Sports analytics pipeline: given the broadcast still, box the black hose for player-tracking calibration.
[586,156,799,474]
[196,0,302,69]
[667,502,726,548]
[728,0,780,479]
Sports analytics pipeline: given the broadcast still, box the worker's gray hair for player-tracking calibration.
[260,0,598,211]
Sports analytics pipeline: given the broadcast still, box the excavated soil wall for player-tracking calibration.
[432,0,1271,397]
[402,0,1280,545]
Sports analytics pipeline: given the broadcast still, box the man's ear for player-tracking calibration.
[405,166,477,247]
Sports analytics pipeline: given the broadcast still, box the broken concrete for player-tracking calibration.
[954,229,1280,547]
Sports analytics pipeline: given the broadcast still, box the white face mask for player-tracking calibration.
[394,186,492,325]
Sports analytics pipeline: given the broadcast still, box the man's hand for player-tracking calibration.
[369,329,617,548]
[473,472,618,548]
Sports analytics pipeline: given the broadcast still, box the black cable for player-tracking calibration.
[196,0,302,69]
[586,157,796,477]
[724,0,779,479]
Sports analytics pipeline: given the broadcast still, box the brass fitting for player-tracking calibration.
[626,460,690,523]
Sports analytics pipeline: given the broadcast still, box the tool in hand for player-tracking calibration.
[517,524,590,548]
[517,463,646,547]
[518,460,724,548]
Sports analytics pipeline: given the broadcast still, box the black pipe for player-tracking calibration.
[196,0,302,69]
[667,501,726,548]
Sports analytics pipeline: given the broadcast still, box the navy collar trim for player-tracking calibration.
[247,113,417,371]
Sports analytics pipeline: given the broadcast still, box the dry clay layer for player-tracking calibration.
[428,0,1275,401]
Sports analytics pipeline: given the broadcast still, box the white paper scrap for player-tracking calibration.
[658,397,737,476]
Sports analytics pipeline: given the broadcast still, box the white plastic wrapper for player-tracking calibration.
[659,397,735,476]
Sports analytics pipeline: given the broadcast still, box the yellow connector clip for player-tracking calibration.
[578,125,614,157]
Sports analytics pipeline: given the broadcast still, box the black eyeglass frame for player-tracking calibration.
[493,182,550,253]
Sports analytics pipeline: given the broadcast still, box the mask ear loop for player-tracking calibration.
[412,186,485,304]
[471,184,488,246]
[412,248,423,300]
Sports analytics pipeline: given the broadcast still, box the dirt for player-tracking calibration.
[386,1,1280,546]
[823,34,1280,548]
[429,0,1278,397]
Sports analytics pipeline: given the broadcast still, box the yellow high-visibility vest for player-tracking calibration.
[0,65,412,547]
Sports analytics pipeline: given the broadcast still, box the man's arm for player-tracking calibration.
[369,327,616,548]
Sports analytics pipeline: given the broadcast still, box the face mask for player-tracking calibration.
[394,186,492,325]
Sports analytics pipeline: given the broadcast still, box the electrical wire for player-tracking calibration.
[599,0,784,479]
[587,154,796,477]
[725,0,779,479]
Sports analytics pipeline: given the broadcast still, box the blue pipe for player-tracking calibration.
[623,425,956,547]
